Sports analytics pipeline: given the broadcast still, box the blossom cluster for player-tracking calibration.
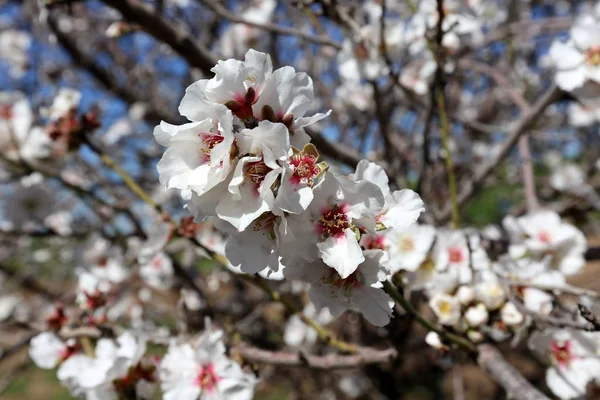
[154,49,426,327]
[29,319,255,400]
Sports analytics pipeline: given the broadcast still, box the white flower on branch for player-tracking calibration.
[160,322,256,400]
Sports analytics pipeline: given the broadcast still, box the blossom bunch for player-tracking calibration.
[154,49,426,327]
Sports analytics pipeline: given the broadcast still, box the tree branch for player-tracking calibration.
[477,344,550,400]
[436,84,562,223]
[200,0,342,49]
[235,344,396,369]
[46,13,179,125]
[98,0,217,75]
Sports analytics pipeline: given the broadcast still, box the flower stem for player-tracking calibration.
[437,89,459,229]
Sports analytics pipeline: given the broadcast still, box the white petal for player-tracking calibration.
[352,286,393,326]
[317,228,364,278]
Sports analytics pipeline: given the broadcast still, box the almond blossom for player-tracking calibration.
[160,323,256,400]
[530,329,600,399]
[300,171,385,278]
[503,210,586,276]
[549,12,600,92]
[285,250,393,326]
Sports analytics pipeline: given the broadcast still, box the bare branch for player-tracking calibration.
[436,84,563,223]
[235,344,397,369]
[46,13,179,125]
[477,344,550,400]
[98,0,217,75]
[201,0,342,49]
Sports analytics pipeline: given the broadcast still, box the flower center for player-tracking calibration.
[244,160,272,187]
[536,230,552,244]
[323,270,362,297]
[199,132,224,162]
[178,216,200,238]
[84,291,106,310]
[0,105,12,119]
[363,234,385,250]
[58,342,80,362]
[152,255,163,271]
[438,300,452,316]
[290,153,320,186]
[113,362,157,397]
[318,204,351,238]
[226,87,257,122]
[253,212,277,240]
[586,46,600,66]
[46,305,68,331]
[195,363,221,392]
[550,340,577,369]
[447,246,464,263]
[398,237,415,253]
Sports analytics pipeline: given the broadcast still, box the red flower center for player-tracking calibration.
[199,132,224,162]
[447,246,464,263]
[363,234,385,250]
[46,305,68,331]
[58,342,81,362]
[318,204,351,239]
[537,230,552,244]
[550,340,577,369]
[0,105,13,119]
[226,87,257,121]
[325,270,362,292]
[290,153,320,186]
[195,363,221,392]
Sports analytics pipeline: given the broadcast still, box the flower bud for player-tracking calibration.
[501,302,524,326]
[464,303,489,327]
[456,286,475,305]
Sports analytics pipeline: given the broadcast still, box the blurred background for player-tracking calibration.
[1,0,600,399]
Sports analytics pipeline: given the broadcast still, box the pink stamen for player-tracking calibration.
[317,204,351,239]
[447,246,464,263]
[195,363,221,392]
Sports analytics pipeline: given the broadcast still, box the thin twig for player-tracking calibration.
[436,84,562,223]
[235,344,396,369]
[201,0,342,49]
[578,304,600,331]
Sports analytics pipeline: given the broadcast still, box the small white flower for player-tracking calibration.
[467,330,484,343]
[456,286,475,305]
[464,303,489,327]
[29,332,78,370]
[380,224,436,274]
[474,281,505,311]
[543,330,600,399]
[160,324,256,400]
[425,331,446,350]
[549,15,600,92]
[283,302,333,347]
[501,302,524,326]
[140,252,174,290]
[429,294,461,326]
